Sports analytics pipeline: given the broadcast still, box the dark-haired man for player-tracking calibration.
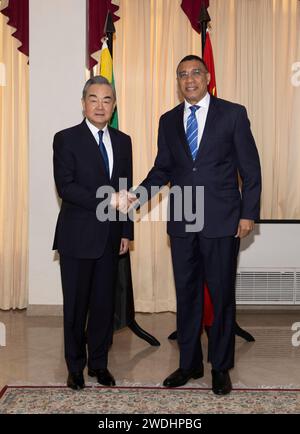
[122,55,261,394]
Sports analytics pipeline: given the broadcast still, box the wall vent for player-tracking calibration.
[236,269,300,304]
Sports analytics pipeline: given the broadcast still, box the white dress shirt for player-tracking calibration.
[85,118,113,178]
[183,92,211,150]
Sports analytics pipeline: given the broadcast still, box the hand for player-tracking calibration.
[118,190,131,214]
[110,190,138,213]
[110,191,120,209]
[119,238,130,255]
[235,219,255,239]
[110,190,127,212]
[127,191,139,211]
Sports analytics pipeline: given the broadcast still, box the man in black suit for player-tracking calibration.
[119,55,261,395]
[53,76,133,390]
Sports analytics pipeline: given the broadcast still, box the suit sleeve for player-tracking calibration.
[122,137,134,240]
[53,132,100,212]
[137,117,172,205]
[233,106,262,220]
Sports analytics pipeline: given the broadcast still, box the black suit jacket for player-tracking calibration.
[53,120,133,258]
[140,95,261,237]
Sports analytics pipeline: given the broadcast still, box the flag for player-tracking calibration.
[203,31,217,96]
[181,0,209,33]
[88,0,119,70]
[203,31,217,326]
[99,40,118,129]
[203,30,217,325]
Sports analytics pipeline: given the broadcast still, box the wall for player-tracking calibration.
[29,0,86,307]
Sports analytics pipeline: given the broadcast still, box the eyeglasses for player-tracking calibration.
[177,69,207,80]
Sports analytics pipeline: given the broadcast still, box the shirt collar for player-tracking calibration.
[184,92,210,111]
[85,118,108,136]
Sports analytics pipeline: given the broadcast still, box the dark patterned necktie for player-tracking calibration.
[98,130,110,176]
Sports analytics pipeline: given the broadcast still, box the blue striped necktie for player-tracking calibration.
[98,130,110,177]
[186,105,200,160]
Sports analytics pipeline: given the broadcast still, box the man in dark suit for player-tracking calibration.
[119,55,261,395]
[53,76,133,390]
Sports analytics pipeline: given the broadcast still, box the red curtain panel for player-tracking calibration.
[87,0,119,70]
[1,0,29,57]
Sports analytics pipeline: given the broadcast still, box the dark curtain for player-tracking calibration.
[1,0,29,57]
[87,0,119,70]
[181,0,209,33]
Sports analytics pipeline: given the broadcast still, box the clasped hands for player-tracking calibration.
[110,190,138,213]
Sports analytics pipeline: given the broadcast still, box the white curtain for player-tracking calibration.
[0,9,29,309]
[113,0,300,311]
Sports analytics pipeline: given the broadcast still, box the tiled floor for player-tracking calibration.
[0,310,300,390]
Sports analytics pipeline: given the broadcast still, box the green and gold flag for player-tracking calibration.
[99,40,118,129]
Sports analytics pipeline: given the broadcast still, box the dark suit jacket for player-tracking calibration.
[140,95,261,237]
[53,120,133,258]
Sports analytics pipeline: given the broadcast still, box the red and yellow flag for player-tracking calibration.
[203,31,217,96]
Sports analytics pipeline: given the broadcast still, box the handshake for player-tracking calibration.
[110,190,139,213]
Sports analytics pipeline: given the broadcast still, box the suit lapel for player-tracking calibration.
[80,120,111,182]
[195,95,219,162]
[108,126,118,183]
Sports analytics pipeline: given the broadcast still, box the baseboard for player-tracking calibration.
[26,305,63,316]
[25,304,300,317]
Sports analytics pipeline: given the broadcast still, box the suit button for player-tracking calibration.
[192,167,197,172]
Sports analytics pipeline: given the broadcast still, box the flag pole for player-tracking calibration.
[103,11,160,347]
[199,5,211,56]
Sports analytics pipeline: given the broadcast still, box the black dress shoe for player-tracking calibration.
[67,371,85,390]
[211,369,232,395]
[88,368,116,386]
[163,366,204,388]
